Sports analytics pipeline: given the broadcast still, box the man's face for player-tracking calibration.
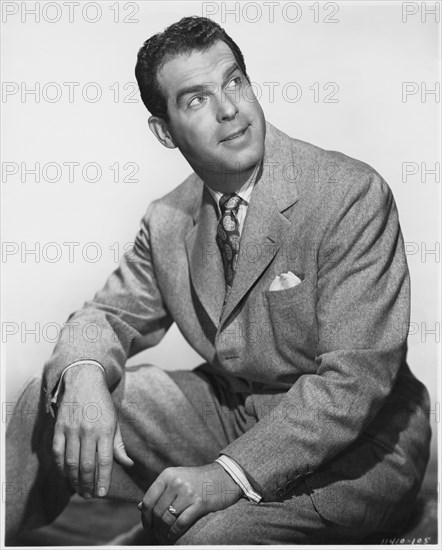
[156,40,266,183]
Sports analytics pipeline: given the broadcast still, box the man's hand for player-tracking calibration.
[51,364,134,499]
[138,462,242,544]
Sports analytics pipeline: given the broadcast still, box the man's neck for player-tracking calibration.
[198,162,259,194]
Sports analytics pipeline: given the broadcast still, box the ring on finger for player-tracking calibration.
[168,504,179,517]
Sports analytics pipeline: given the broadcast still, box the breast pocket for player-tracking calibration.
[265,276,318,366]
[265,275,314,308]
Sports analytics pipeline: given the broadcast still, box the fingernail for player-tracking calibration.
[84,492,92,499]
[137,501,143,510]
[98,487,106,497]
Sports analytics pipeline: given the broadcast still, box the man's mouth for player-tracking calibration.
[221,126,249,142]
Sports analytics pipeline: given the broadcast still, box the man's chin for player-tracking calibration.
[236,147,264,173]
[225,139,264,171]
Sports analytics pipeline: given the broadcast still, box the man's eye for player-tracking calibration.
[226,76,242,89]
[188,95,206,108]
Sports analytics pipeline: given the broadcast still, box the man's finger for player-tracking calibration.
[79,436,97,498]
[140,476,167,530]
[64,435,80,491]
[96,436,114,497]
[153,487,179,541]
[167,504,201,544]
[52,430,66,474]
[113,422,134,467]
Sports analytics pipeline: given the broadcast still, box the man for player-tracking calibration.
[6,16,432,545]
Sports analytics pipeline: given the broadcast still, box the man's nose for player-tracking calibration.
[215,92,239,122]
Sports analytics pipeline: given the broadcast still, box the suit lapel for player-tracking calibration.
[219,121,299,327]
[185,184,226,327]
[184,121,300,329]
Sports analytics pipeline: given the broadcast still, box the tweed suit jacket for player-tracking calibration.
[43,121,431,528]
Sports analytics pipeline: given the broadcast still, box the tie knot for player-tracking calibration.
[219,193,241,213]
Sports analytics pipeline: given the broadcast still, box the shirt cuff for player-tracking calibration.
[49,360,105,415]
[215,454,262,503]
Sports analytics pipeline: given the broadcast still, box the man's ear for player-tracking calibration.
[148,116,177,149]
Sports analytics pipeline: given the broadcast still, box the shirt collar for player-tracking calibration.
[204,158,262,211]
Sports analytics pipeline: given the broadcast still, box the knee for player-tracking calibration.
[6,375,46,433]
[175,523,221,545]
[16,375,43,403]
[175,511,242,545]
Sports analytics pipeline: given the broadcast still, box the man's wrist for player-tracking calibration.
[62,362,105,384]
[215,455,262,503]
[48,361,106,417]
[212,461,243,500]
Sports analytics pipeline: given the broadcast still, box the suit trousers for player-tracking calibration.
[5,363,413,545]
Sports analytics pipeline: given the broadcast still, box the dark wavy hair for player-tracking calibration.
[135,16,250,122]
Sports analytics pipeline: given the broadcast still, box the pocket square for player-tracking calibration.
[269,271,302,291]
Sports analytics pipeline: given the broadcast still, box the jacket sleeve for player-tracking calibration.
[42,203,173,414]
[219,172,410,501]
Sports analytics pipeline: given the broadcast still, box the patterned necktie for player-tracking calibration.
[216,193,241,297]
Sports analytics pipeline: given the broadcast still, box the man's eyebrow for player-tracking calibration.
[222,62,241,84]
[175,63,241,105]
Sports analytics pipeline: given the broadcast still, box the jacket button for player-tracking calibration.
[286,478,300,491]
